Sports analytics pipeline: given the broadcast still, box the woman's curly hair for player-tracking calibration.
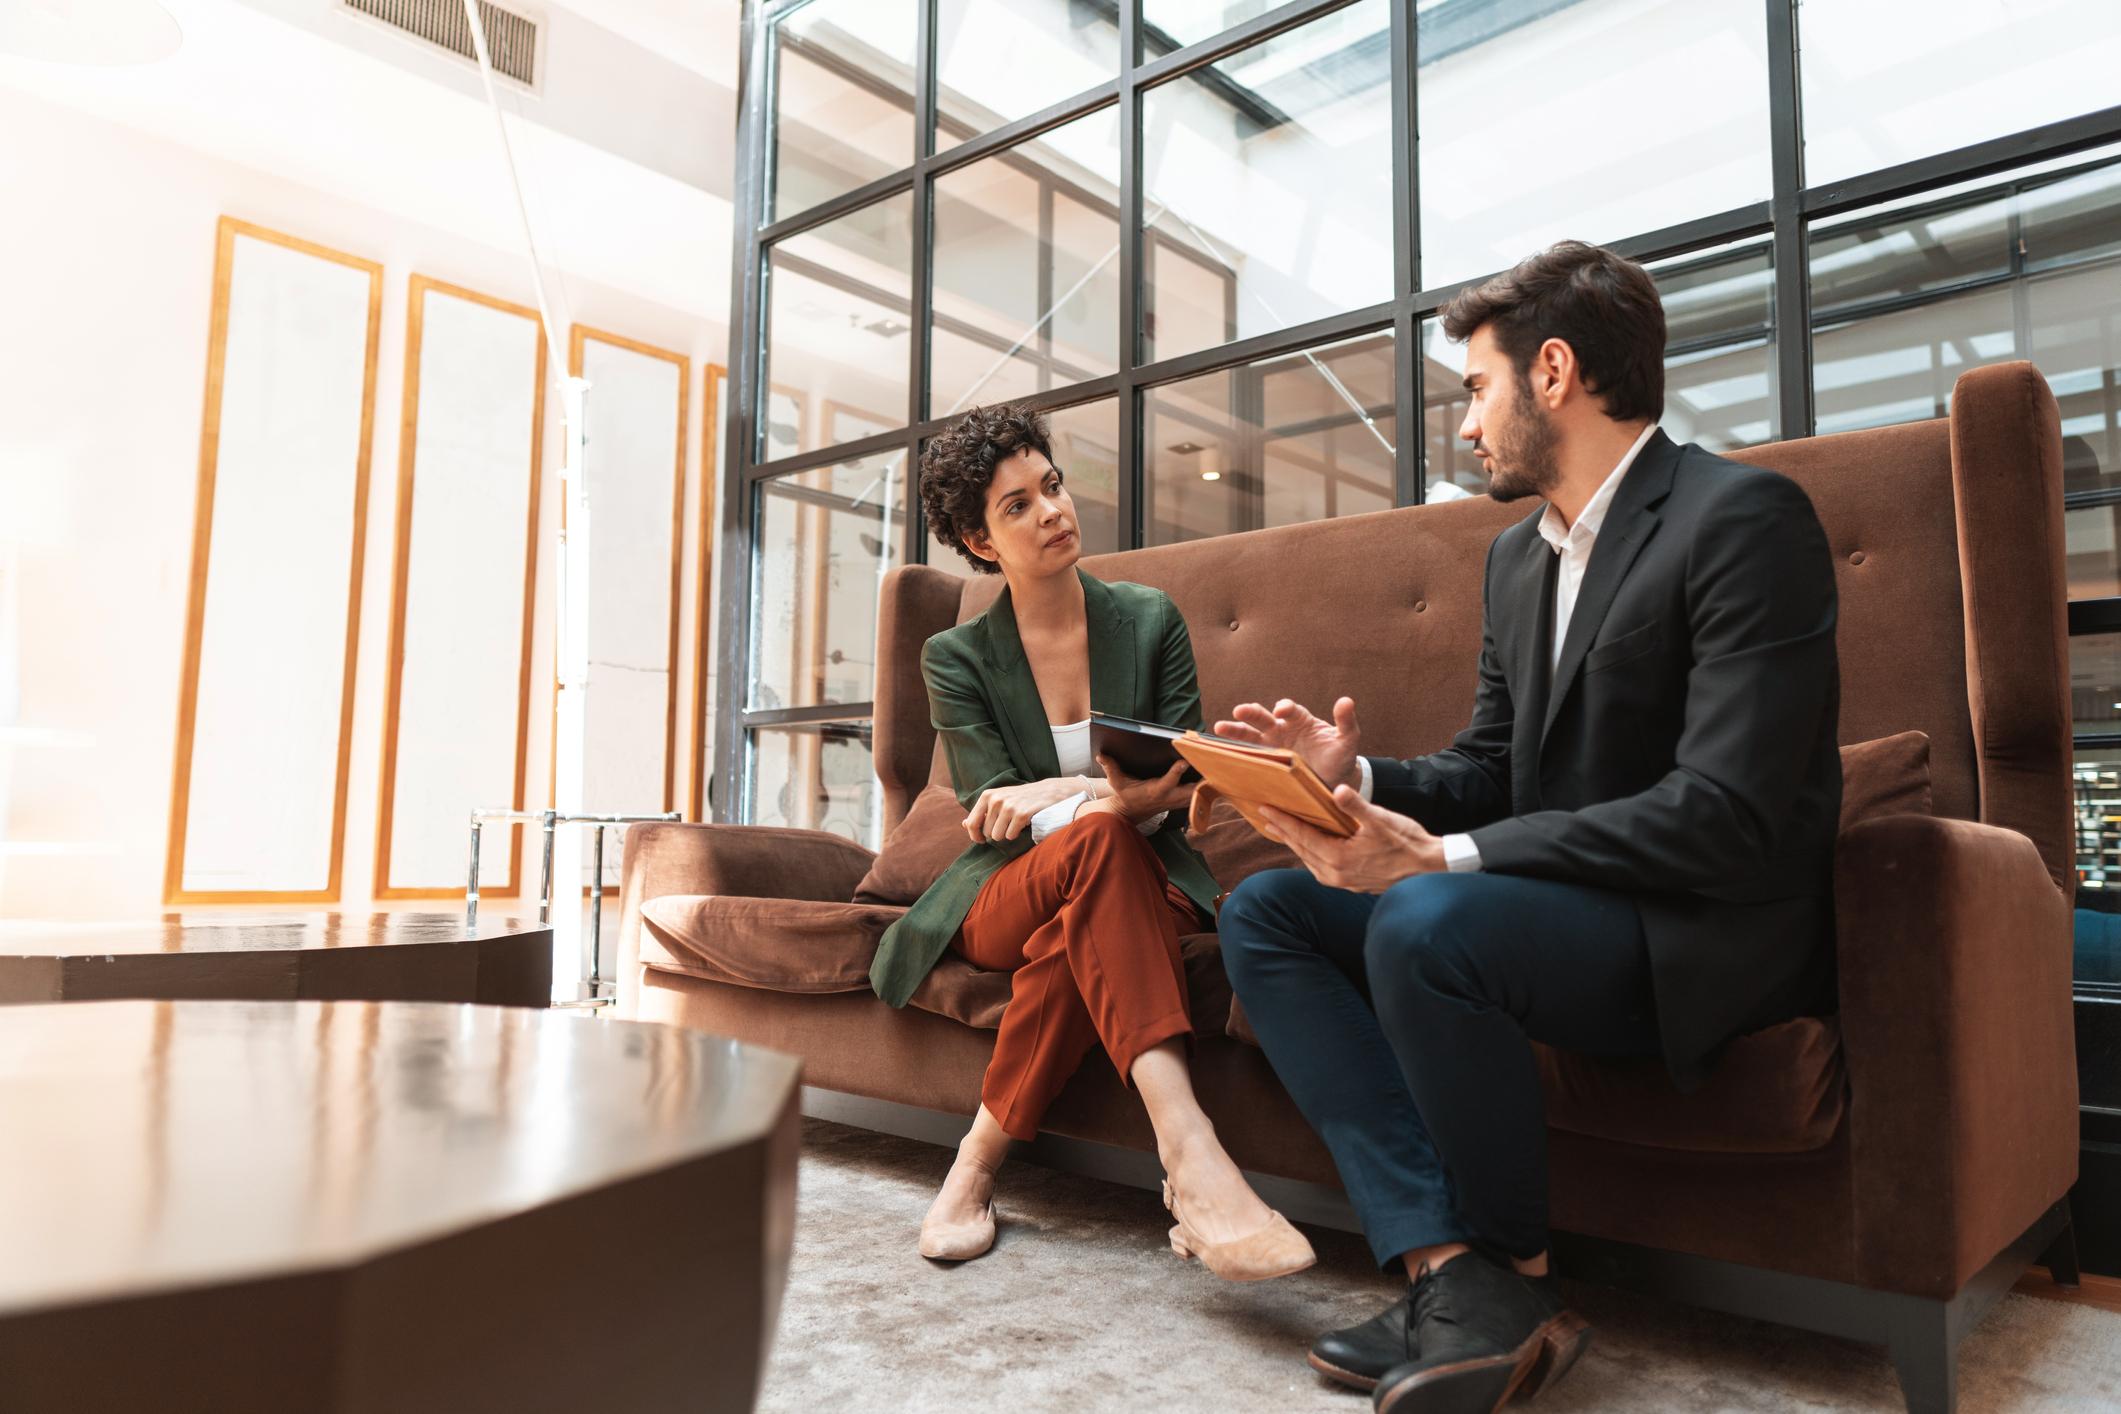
[920,403,1056,575]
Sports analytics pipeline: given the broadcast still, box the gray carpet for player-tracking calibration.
[761,1120,2121,1412]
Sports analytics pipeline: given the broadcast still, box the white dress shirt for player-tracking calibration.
[1026,720,1165,842]
[1357,423,1661,873]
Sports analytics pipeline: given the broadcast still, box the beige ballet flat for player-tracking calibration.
[919,1202,996,1262]
[1163,1179,1316,1282]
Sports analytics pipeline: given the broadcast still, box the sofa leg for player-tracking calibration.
[1886,1300,1957,1414]
[2037,1201,2080,1288]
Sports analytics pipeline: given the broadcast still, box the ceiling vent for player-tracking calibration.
[344,0,540,88]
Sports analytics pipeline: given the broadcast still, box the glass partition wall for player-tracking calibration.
[719,0,2121,859]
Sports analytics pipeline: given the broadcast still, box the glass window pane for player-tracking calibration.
[932,328,1044,417]
[1142,0,1393,363]
[750,455,909,712]
[1811,286,2016,438]
[1143,0,1261,50]
[1652,241,1775,452]
[1809,162,2121,449]
[2068,508,2121,601]
[749,721,884,847]
[2027,178,2121,508]
[1052,193,1124,378]
[1418,0,1771,290]
[935,0,1121,147]
[1809,202,2012,322]
[2023,155,2121,275]
[929,106,1122,416]
[1145,329,1395,545]
[924,398,1123,572]
[1800,0,2121,189]
[764,195,913,460]
[770,0,917,223]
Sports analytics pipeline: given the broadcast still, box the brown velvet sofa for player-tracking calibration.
[618,362,2079,1413]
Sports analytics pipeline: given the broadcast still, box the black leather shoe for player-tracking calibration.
[1308,1290,1414,1391]
[1370,1249,1590,1413]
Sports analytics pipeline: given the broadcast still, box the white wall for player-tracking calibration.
[0,86,727,918]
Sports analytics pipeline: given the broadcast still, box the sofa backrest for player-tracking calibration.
[873,361,2071,891]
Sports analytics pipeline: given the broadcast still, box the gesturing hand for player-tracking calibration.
[1212,696,1364,791]
[964,777,1093,844]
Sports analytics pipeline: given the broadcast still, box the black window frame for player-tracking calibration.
[707,0,2121,844]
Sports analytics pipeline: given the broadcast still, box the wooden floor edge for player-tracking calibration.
[2013,1266,2121,1315]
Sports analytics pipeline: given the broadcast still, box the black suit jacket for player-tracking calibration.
[1367,430,1841,1088]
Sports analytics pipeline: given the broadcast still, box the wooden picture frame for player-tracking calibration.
[164,216,383,905]
[372,275,546,899]
[562,325,690,828]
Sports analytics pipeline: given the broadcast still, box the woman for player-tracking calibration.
[869,403,1313,1281]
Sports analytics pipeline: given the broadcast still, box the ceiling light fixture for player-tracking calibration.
[1200,470,1222,481]
[0,0,183,65]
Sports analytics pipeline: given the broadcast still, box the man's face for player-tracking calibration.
[1457,325,1560,503]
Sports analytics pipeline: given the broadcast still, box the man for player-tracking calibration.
[1216,240,1840,1413]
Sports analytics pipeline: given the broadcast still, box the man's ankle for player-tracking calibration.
[1401,1242,1471,1277]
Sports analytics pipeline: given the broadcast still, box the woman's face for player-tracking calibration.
[966,448,1079,577]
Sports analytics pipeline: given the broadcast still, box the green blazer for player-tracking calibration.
[869,570,1222,1008]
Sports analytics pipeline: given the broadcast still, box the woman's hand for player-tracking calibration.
[1092,755,1194,824]
[1211,696,1364,790]
[964,777,1093,844]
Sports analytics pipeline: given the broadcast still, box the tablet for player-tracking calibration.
[1087,712,1201,782]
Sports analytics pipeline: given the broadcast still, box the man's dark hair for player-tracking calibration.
[919,403,1056,576]
[1440,240,1666,424]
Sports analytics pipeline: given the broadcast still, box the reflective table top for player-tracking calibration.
[0,912,542,958]
[0,1000,800,1315]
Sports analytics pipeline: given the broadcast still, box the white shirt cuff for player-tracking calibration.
[1028,790,1090,843]
[1442,834,1483,872]
[1356,756,1376,802]
[1135,810,1168,835]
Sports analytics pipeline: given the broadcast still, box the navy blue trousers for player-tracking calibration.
[1219,868,1661,1266]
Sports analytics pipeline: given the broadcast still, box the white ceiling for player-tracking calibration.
[0,0,741,321]
[578,0,742,86]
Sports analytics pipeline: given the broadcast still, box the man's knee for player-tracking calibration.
[1364,874,1484,1004]
[1220,868,1313,938]
[1217,869,1316,977]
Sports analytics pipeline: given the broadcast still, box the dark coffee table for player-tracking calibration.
[0,1000,801,1413]
[0,912,551,1007]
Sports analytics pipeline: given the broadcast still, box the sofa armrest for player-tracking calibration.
[1835,813,2077,1297]
[615,823,877,1015]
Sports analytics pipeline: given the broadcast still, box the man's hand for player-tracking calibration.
[1092,755,1194,823]
[1213,696,1364,790]
[964,777,1093,844]
[1257,786,1444,893]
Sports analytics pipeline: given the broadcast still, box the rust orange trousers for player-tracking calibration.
[953,809,1204,1141]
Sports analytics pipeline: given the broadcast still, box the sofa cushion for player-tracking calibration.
[1537,1017,1847,1154]
[639,895,904,992]
[906,932,1234,1041]
[1841,730,1932,831]
[853,783,969,905]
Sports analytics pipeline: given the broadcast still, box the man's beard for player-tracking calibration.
[1483,384,1561,503]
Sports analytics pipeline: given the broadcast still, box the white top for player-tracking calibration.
[1357,424,1661,874]
[1535,421,1660,671]
[1027,720,1166,843]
